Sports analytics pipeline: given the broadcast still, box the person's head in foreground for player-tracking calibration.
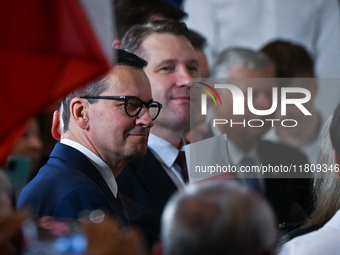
[154,180,279,255]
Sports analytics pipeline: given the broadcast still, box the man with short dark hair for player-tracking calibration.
[18,50,161,222]
[117,20,200,220]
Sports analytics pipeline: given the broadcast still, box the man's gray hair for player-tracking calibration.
[161,180,278,255]
[121,19,190,54]
[211,47,274,78]
[60,79,108,133]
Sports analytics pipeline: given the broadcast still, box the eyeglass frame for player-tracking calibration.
[80,95,162,121]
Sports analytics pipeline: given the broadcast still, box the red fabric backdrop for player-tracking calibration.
[0,0,112,164]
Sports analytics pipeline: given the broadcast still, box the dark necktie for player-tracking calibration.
[240,156,263,196]
[116,191,130,222]
[175,151,189,183]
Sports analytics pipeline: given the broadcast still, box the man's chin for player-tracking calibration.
[132,144,149,158]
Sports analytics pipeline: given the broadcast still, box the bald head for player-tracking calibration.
[160,181,278,255]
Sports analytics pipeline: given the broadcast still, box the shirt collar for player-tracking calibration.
[148,133,180,168]
[60,139,118,197]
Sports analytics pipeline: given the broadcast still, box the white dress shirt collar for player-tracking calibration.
[148,134,179,169]
[148,133,186,188]
[60,139,118,198]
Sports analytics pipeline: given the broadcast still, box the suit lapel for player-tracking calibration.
[132,149,178,206]
[50,143,129,224]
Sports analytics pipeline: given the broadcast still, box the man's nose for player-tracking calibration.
[254,92,274,110]
[29,135,43,151]
[136,107,154,128]
[175,66,192,88]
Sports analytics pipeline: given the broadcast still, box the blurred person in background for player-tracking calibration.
[9,118,43,181]
[0,211,27,255]
[153,180,279,255]
[209,47,312,227]
[261,40,322,164]
[0,170,26,255]
[0,171,14,214]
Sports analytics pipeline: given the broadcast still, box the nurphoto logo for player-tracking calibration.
[197,82,312,128]
[195,82,222,115]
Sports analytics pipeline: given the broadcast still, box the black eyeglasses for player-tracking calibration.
[80,96,162,121]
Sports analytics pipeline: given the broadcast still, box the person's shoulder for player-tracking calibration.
[280,225,336,255]
[17,159,99,209]
[286,225,321,241]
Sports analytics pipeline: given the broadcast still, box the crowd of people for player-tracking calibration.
[1,0,340,254]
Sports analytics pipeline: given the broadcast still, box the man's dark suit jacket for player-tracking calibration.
[117,141,313,225]
[17,142,160,249]
[117,149,177,220]
[258,140,313,224]
[17,143,129,224]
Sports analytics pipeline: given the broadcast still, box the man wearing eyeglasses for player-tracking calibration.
[18,50,161,225]
[116,20,200,221]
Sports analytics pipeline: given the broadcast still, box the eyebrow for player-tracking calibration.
[189,58,200,66]
[154,58,199,68]
[124,96,154,102]
[154,59,176,68]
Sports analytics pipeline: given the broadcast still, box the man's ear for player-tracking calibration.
[51,110,61,140]
[112,39,122,49]
[151,241,162,255]
[70,98,89,130]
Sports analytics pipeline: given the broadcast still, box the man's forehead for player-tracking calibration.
[235,80,275,93]
[229,65,275,78]
[152,57,199,68]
